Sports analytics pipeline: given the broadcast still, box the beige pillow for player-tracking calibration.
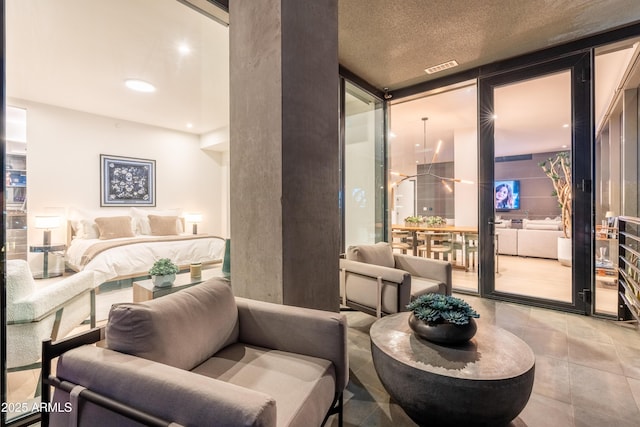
[346,242,395,268]
[148,215,179,236]
[95,216,135,240]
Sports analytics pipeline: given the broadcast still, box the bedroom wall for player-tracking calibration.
[11,99,228,267]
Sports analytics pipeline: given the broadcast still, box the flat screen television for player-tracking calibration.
[495,180,520,211]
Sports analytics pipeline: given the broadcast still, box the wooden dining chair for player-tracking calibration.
[391,230,412,254]
[426,232,454,261]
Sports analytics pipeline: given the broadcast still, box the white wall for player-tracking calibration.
[454,128,478,227]
[12,99,228,257]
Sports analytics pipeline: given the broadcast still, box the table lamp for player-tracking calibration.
[605,211,615,219]
[185,213,203,235]
[35,215,61,245]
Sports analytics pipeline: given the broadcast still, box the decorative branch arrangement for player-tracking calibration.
[539,151,572,239]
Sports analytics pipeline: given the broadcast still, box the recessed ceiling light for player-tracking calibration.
[389,132,397,139]
[178,43,191,55]
[492,114,498,120]
[562,145,568,148]
[186,123,193,129]
[562,124,569,128]
[125,79,156,93]
[415,144,420,147]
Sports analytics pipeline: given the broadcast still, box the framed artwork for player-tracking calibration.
[100,154,156,206]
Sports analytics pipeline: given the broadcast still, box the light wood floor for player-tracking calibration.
[452,254,618,316]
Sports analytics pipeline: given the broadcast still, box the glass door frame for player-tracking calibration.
[478,52,592,314]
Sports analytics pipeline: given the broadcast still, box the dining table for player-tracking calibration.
[391,224,479,270]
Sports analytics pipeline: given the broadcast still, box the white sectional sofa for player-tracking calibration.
[496,218,563,260]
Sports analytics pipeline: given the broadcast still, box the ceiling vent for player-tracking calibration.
[425,60,459,75]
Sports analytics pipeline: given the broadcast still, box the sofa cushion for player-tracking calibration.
[523,218,561,230]
[411,277,447,300]
[346,242,395,268]
[193,343,336,427]
[106,278,239,371]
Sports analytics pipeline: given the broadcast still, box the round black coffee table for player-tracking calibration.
[370,312,535,427]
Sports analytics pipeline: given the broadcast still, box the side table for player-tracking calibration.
[133,267,225,302]
[29,243,66,279]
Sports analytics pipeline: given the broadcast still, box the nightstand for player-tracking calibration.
[29,243,66,279]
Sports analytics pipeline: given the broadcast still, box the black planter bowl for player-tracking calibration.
[408,313,477,345]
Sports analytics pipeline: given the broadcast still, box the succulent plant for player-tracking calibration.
[407,293,479,325]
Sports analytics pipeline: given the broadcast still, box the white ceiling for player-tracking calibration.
[6,0,229,137]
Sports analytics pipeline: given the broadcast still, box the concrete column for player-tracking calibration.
[229,0,339,311]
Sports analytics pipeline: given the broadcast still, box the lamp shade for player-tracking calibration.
[35,215,61,229]
[605,211,615,218]
[185,213,203,223]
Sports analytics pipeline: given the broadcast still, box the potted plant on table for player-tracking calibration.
[404,216,424,227]
[425,215,446,227]
[149,258,180,288]
[539,151,572,266]
[406,293,480,345]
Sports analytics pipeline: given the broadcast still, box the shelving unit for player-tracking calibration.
[595,225,618,290]
[5,152,27,260]
[617,216,640,323]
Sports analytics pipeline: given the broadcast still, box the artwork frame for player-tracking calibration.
[100,154,156,207]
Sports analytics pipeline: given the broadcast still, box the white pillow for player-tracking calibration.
[523,219,561,230]
[495,219,511,229]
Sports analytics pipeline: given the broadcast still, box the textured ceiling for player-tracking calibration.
[339,0,640,91]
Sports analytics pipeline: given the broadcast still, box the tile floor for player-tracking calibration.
[7,289,640,426]
[328,295,640,427]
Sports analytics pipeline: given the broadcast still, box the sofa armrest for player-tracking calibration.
[393,254,452,295]
[11,271,95,323]
[236,297,348,393]
[51,345,276,427]
[339,258,410,284]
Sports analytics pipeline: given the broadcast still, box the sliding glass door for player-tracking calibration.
[388,81,479,293]
[479,53,591,313]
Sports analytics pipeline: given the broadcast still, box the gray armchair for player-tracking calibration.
[340,242,452,317]
[43,278,347,427]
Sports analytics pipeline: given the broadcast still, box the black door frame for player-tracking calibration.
[478,52,592,314]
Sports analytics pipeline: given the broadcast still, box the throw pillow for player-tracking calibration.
[148,215,179,236]
[94,216,135,240]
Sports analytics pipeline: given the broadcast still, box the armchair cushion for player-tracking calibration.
[106,278,239,371]
[53,345,277,427]
[393,254,452,295]
[236,296,349,392]
[346,242,395,268]
[193,343,335,427]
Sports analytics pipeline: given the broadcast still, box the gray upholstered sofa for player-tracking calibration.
[43,278,348,427]
[340,242,452,317]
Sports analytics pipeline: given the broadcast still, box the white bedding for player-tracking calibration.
[66,234,226,287]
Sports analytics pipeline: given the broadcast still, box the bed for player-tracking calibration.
[65,208,226,287]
